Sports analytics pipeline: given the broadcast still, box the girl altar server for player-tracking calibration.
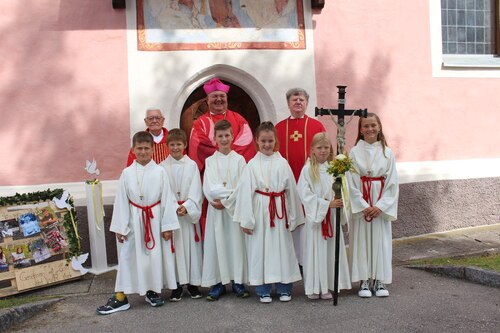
[297,132,351,300]
[346,113,399,298]
[233,122,304,303]
[160,129,204,301]
[202,120,250,300]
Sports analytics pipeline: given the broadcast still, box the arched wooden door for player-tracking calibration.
[180,80,261,152]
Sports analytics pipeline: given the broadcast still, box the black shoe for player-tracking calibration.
[169,285,183,302]
[96,295,130,315]
[206,283,226,301]
[145,290,165,307]
[187,285,203,299]
[232,283,250,298]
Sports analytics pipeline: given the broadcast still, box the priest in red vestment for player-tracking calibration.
[188,77,255,174]
[275,88,326,268]
[127,108,168,166]
[126,108,169,166]
[275,88,326,181]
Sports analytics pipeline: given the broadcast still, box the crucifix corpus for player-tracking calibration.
[315,85,367,306]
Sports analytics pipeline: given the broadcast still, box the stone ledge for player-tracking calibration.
[0,298,62,332]
[407,265,500,288]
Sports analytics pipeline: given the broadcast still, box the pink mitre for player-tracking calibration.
[203,78,230,95]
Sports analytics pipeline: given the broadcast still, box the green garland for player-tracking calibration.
[0,188,81,259]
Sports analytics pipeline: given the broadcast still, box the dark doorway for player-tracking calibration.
[180,80,261,151]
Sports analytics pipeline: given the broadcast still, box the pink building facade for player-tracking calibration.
[1,0,498,238]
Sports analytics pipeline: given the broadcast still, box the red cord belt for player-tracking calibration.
[322,209,333,239]
[360,176,385,222]
[255,190,289,229]
[129,200,160,250]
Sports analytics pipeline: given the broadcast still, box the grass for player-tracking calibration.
[0,295,60,309]
[409,253,500,272]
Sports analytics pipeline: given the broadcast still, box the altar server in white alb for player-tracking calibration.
[346,113,399,298]
[96,131,180,315]
[234,122,304,304]
[160,129,204,301]
[202,120,250,301]
[297,132,351,300]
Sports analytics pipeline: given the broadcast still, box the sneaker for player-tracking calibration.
[169,286,183,302]
[96,295,130,315]
[206,283,226,301]
[279,293,292,302]
[358,280,372,298]
[187,285,203,299]
[145,290,165,307]
[259,295,272,303]
[320,292,333,300]
[373,280,389,297]
[307,294,319,300]
[232,283,250,298]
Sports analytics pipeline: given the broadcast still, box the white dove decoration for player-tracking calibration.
[71,253,89,275]
[52,190,72,211]
[85,158,100,176]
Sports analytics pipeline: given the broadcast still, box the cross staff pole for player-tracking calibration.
[315,86,367,306]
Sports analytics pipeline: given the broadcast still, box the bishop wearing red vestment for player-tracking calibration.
[188,78,255,174]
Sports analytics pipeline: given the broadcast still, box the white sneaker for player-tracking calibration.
[307,294,319,300]
[259,295,272,303]
[320,292,333,300]
[279,294,292,302]
[358,280,372,298]
[373,280,389,297]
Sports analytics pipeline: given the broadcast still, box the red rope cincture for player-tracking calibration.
[255,190,289,229]
[360,176,385,222]
[178,200,200,243]
[129,200,161,250]
[322,209,334,240]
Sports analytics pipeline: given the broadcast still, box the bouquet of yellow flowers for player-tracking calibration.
[326,153,357,178]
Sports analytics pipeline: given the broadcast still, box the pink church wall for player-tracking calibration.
[313,1,500,162]
[0,0,130,186]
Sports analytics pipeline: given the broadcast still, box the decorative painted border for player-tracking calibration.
[136,0,306,51]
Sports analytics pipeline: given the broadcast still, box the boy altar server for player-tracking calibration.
[96,131,179,315]
[201,120,250,300]
[161,129,204,301]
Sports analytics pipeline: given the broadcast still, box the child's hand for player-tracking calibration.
[176,205,187,216]
[211,199,224,210]
[116,233,127,243]
[241,227,253,235]
[363,207,381,220]
[162,231,172,241]
[329,199,343,209]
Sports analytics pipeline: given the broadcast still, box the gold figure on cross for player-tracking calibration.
[289,130,303,142]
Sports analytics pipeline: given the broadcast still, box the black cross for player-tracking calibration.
[315,86,367,306]
[315,86,368,154]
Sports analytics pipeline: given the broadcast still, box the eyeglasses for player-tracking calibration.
[145,116,164,122]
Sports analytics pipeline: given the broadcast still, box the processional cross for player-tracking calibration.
[315,86,367,306]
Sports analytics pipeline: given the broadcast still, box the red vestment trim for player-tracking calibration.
[177,200,200,243]
[360,176,385,222]
[129,200,161,250]
[255,190,289,229]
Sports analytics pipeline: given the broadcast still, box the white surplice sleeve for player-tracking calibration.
[297,164,330,225]
[182,162,204,224]
[282,159,305,231]
[160,168,180,232]
[374,150,399,221]
[233,163,257,230]
[110,170,131,236]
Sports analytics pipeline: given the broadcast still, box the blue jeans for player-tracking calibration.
[255,283,293,296]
